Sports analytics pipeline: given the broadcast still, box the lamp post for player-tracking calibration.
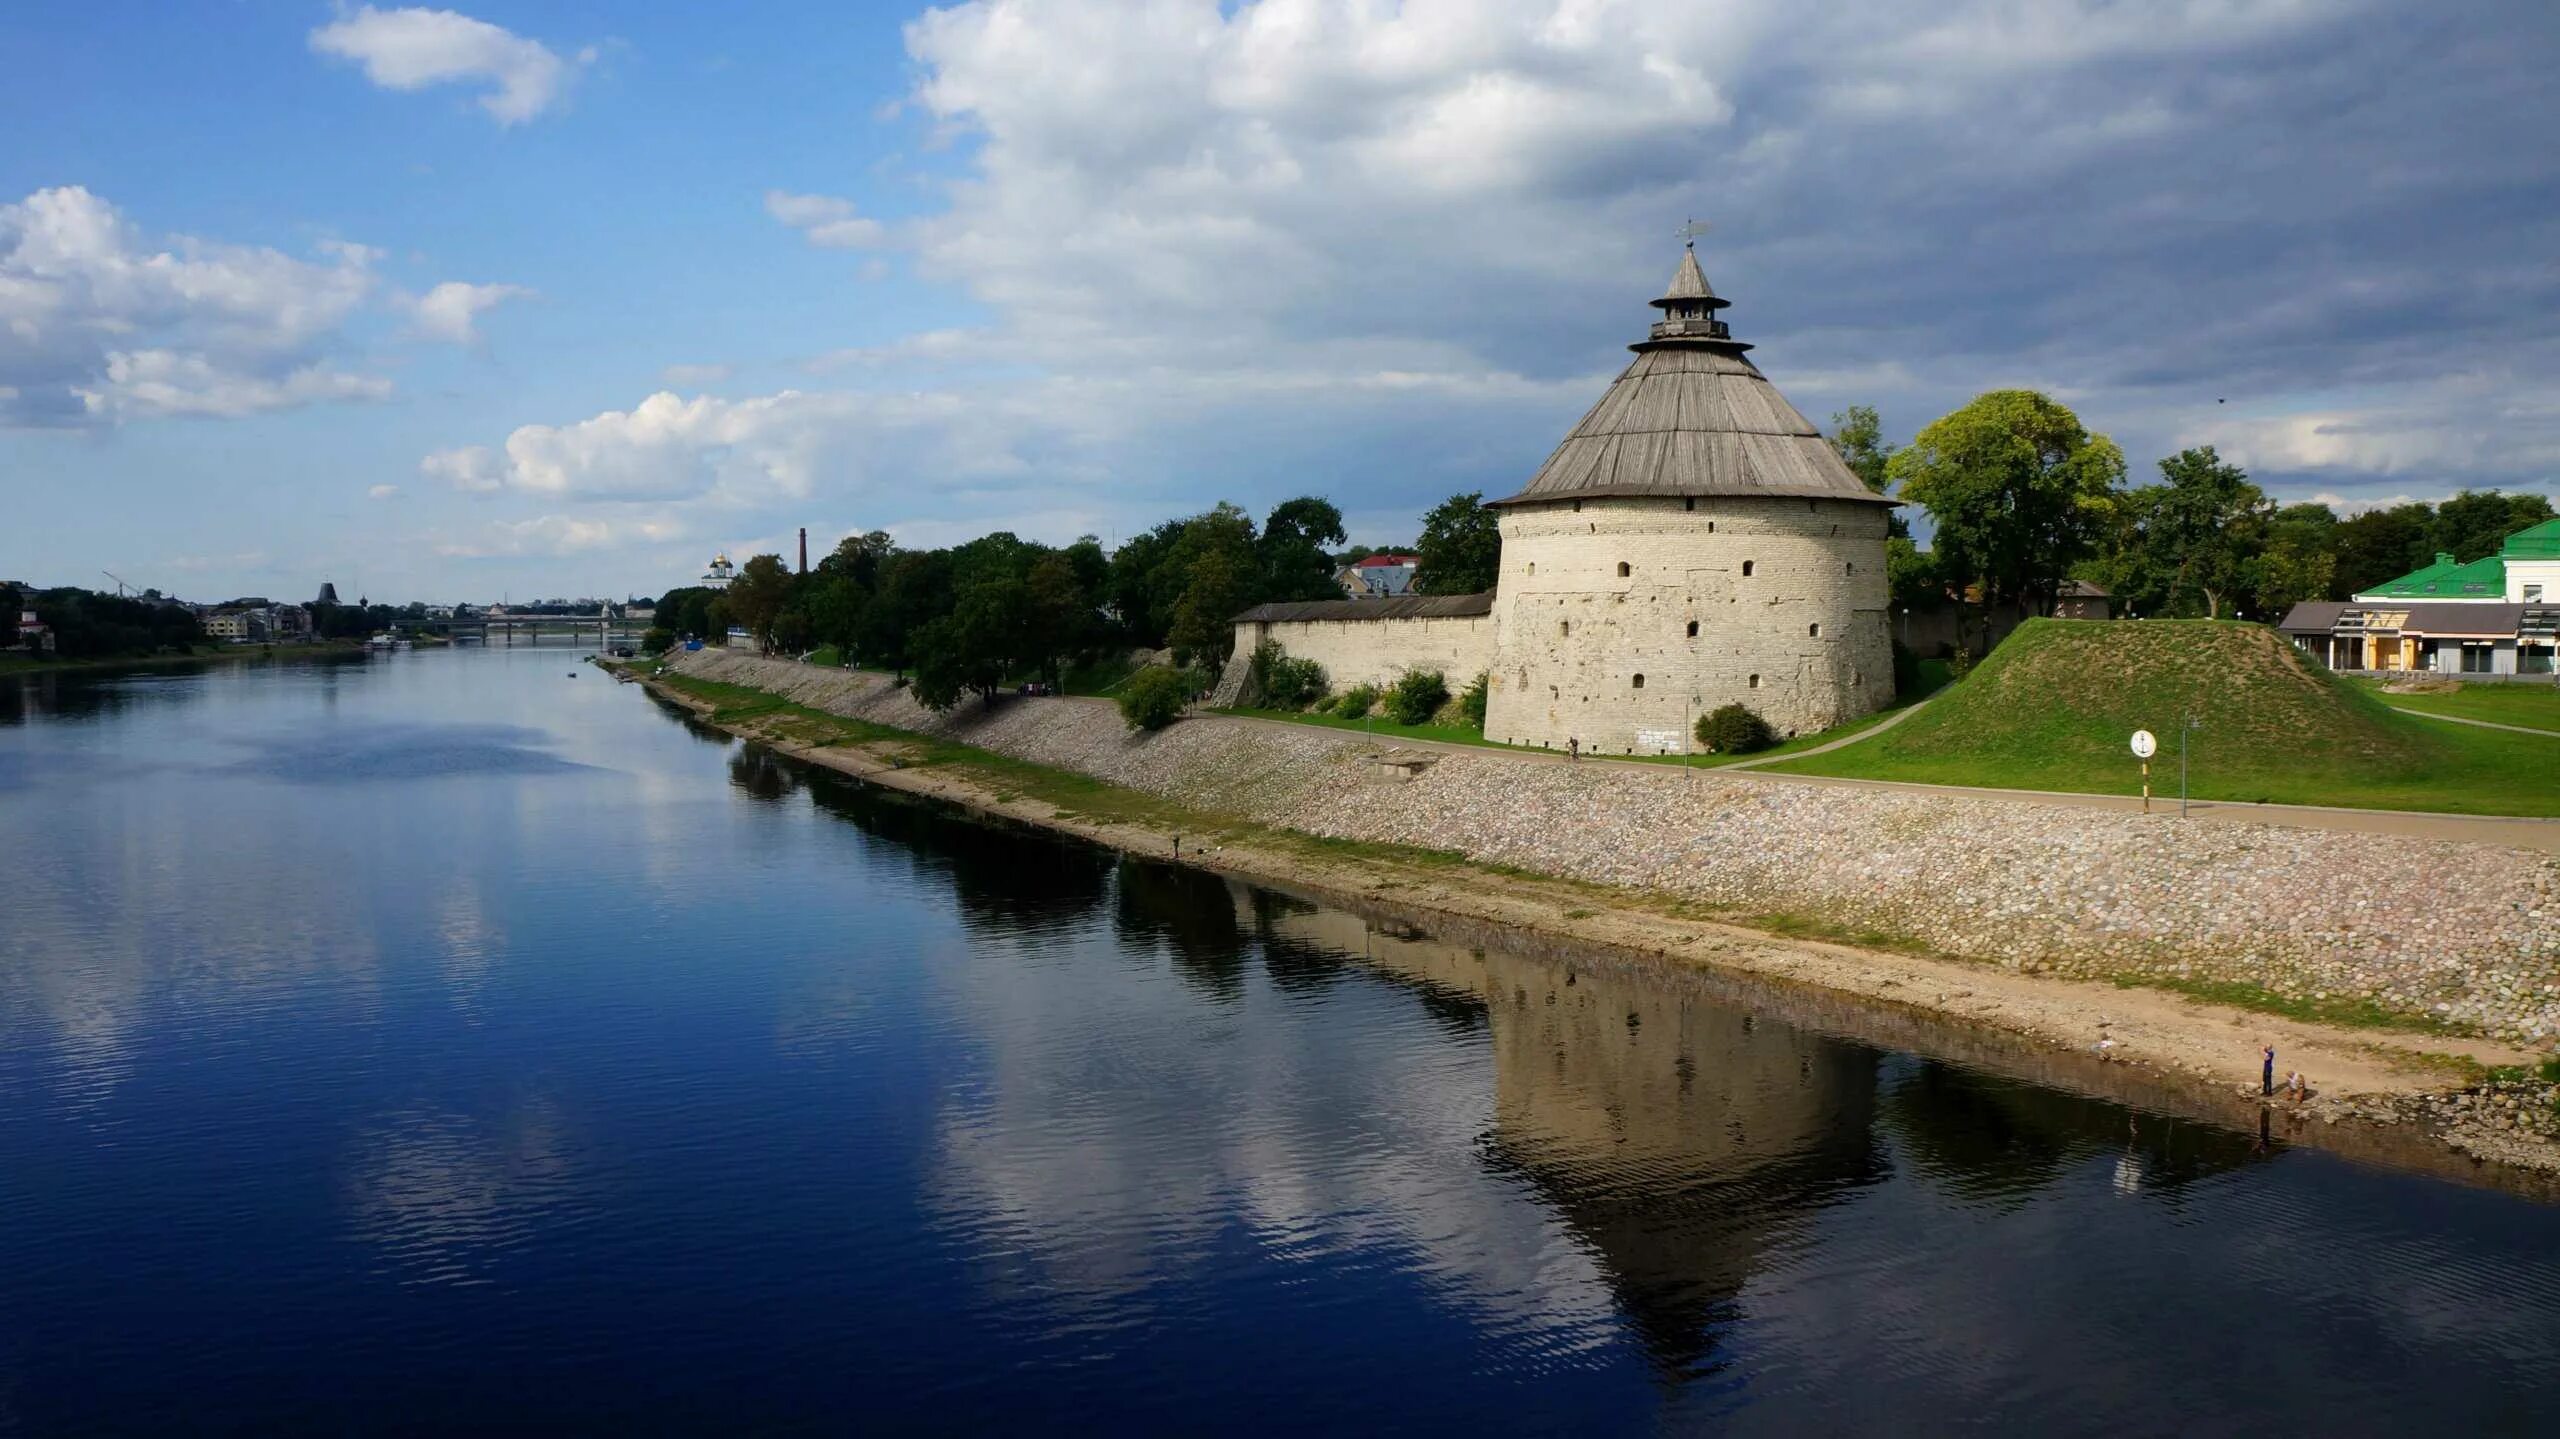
[2179,713,2201,817]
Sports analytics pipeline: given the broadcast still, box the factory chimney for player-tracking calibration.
[798,528,808,575]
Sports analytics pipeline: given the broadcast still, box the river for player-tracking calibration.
[3,647,2558,1434]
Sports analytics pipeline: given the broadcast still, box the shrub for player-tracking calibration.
[1694,702,1776,754]
[1118,664,1192,731]
[1385,669,1449,726]
[1334,684,1379,719]
[1459,671,1490,729]
[1947,646,1976,681]
[640,627,675,656]
[1250,641,1328,710]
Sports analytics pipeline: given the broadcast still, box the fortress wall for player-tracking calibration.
[1484,496,1893,754]
[1237,612,1498,694]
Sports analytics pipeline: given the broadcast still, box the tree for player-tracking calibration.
[1695,703,1776,754]
[1117,665,1191,731]
[818,530,896,588]
[1829,405,1910,540]
[805,575,866,655]
[1414,492,1500,595]
[1022,552,1090,686]
[1887,390,2125,645]
[2122,446,2267,618]
[910,576,1021,710]
[1258,496,1348,602]
[862,550,953,677]
[1167,547,1249,667]
[2249,503,2340,616]
[725,554,794,651]
[2331,503,2437,598]
[2432,490,2555,564]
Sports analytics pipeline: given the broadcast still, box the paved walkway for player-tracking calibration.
[2385,707,2560,738]
[1720,698,1933,769]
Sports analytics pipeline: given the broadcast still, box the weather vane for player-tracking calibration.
[1677,217,1711,248]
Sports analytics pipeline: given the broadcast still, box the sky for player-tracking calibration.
[4,0,2557,605]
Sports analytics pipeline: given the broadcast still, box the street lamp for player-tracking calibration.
[2179,713,2202,817]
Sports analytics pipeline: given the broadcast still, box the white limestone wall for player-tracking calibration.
[1482,496,1893,753]
[1237,613,1497,696]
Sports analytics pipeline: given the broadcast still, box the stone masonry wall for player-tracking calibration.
[1234,613,1497,696]
[662,649,2560,1042]
[1486,496,1892,753]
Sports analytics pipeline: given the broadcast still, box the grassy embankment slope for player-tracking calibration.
[2359,677,2560,733]
[1767,619,2558,817]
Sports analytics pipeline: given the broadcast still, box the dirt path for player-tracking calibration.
[1720,696,1932,769]
[633,672,2543,1153]
[2387,707,2560,738]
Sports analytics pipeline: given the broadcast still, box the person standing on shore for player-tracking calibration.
[2262,1044,2276,1097]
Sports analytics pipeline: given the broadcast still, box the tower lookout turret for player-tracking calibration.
[1640,241,1749,351]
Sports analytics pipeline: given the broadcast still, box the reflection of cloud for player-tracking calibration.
[434,882,504,1016]
[343,1099,578,1287]
[923,877,1620,1342]
[219,721,592,782]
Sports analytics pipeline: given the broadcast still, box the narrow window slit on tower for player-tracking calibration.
[1685,620,1699,638]
[1742,560,1754,577]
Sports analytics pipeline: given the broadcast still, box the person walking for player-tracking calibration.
[1568,737,1580,762]
[2261,1044,2276,1097]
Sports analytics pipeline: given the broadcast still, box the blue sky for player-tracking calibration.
[5,1,2556,604]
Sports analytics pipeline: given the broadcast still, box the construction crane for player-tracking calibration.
[101,570,135,597]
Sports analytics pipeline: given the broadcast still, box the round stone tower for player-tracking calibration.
[1483,242,1898,754]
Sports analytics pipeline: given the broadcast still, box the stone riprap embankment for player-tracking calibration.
[669,651,2560,1042]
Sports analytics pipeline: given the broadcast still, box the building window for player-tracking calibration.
[1748,673,1761,688]
[1809,622,1821,638]
[1851,669,1863,686]
[1617,562,1631,578]
[1686,620,1699,637]
[1846,561,1855,575]
[1708,521,1716,533]
[1742,560,1755,577]
[2523,644,2555,675]
[2527,584,2546,602]
[2461,643,2495,674]
[1572,500,1582,513]
[1559,620,1570,636]
[1632,674,1645,689]
[1684,497,1696,512]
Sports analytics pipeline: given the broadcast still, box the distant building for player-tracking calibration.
[204,609,271,644]
[2053,579,2112,621]
[316,581,340,606]
[1337,553,1419,598]
[2279,519,2560,675]
[702,553,735,589]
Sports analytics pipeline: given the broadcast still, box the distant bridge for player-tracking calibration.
[415,614,650,645]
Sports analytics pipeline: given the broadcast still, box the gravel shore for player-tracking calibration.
[671,651,2560,1045]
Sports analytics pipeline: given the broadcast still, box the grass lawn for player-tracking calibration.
[2357,676,2560,732]
[1769,619,2559,816]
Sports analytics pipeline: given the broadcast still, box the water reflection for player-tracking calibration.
[9,653,2560,1433]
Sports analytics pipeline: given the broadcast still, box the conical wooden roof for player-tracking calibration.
[1492,251,1895,509]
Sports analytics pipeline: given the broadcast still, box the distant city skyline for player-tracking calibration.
[6,1,2557,601]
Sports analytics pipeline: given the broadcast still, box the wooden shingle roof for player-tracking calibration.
[1493,247,1897,510]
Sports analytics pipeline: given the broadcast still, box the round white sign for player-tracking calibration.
[2130,729,2157,760]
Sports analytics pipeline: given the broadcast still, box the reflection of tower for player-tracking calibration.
[702,552,735,589]
[1244,898,1882,1380]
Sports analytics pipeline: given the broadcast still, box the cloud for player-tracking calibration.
[309,6,582,125]
[77,350,391,422]
[408,280,532,345]
[764,190,887,250]
[0,185,386,427]
[368,483,401,500]
[433,511,687,559]
[429,0,2560,580]
[421,444,504,492]
[659,362,732,388]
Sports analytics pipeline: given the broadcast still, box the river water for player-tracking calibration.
[4,648,2558,1434]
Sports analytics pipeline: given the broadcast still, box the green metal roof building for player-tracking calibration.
[2280,519,2560,677]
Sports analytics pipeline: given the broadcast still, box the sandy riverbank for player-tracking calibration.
[619,656,2560,1185]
